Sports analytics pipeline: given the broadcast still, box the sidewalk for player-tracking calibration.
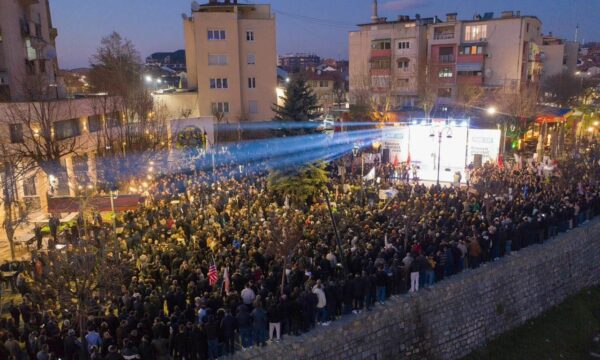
[0,211,46,262]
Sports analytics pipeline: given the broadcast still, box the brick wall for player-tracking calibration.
[235,219,600,360]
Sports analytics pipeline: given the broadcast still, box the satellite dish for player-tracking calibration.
[191,1,200,11]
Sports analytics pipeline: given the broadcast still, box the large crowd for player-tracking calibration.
[1,138,600,360]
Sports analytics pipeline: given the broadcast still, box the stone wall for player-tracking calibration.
[235,219,600,360]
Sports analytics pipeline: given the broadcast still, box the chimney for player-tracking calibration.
[446,13,457,22]
[371,0,378,23]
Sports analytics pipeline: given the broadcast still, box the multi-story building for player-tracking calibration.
[305,70,346,112]
[279,53,321,73]
[540,34,579,80]
[0,0,63,101]
[349,10,432,108]
[183,0,277,122]
[427,11,543,103]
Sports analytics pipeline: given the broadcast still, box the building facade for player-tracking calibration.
[349,14,431,109]
[183,0,277,122]
[0,0,63,101]
[279,53,321,73]
[428,11,543,102]
[540,34,579,80]
[349,4,547,108]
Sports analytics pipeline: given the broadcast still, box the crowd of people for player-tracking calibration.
[1,138,600,359]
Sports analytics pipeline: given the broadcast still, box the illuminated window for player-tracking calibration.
[464,25,487,41]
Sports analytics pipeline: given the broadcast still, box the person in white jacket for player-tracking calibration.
[312,280,329,326]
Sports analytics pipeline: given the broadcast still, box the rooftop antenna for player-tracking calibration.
[371,0,378,23]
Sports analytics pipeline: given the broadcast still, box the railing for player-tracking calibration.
[433,33,454,40]
[439,55,455,63]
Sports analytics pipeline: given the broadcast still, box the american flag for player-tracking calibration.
[208,263,218,286]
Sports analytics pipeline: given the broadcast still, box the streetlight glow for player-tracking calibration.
[145,75,152,82]
[487,106,497,115]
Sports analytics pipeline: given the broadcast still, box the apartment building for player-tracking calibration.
[183,0,277,122]
[427,11,543,103]
[540,34,579,80]
[304,70,346,112]
[279,53,321,73]
[349,12,432,109]
[0,0,63,101]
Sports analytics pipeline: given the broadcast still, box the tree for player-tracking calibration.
[268,162,330,209]
[33,242,130,341]
[418,70,437,119]
[0,141,32,260]
[542,71,585,107]
[87,33,168,189]
[497,85,540,155]
[455,84,484,114]
[264,209,304,295]
[332,74,347,109]
[272,75,321,134]
[1,78,81,183]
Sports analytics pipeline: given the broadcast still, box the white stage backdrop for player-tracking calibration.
[382,124,500,183]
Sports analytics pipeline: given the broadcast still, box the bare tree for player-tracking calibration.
[542,71,585,107]
[497,85,540,155]
[264,209,304,294]
[455,84,484,114]
[34,243,130,340]
[418,70,437,119]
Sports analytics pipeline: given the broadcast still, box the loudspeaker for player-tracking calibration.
[474,154,483,168]
[382,148,390,163]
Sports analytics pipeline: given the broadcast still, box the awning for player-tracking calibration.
[457,63,483,72]
[535,106,573,124]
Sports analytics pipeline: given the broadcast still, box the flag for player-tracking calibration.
[406,151,411,166]
[208,263,218,286]
[498,154,504,169]
[223,267,231,295]
[363,167,376,181]
[393,155,399,168]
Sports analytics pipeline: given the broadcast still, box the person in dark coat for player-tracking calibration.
[236,305,253,349]
[220,308,237,355]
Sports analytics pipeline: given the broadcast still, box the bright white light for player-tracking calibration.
[157,79,162,84]
[487,106,497,115]
[449,121,457,127]
[145,75,152,82]
[461,121,468,127]
[285,77,290,83]
[412,119,418,125]
[420,120,427,126]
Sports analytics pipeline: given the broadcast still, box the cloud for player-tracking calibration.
[380,0,431,11]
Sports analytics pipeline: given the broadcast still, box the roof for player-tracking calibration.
[303,71,342,81]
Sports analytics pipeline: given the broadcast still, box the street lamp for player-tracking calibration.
[145,75,153,83]
[430,125,453,185]
[486,106,497,116]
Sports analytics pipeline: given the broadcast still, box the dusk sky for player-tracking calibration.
[52,0,600,69]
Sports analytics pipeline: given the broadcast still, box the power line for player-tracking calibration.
[273,8,356,29]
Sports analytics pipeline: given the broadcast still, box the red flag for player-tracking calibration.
[406,151,411,166]
[498,154,504,169]
[393,154,399,168]
[208,263,218,286]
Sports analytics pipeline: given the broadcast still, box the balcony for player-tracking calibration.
[433,32,455,40]
[457,54,484,63]
[370,68,391,76]
[438,55,455,63]
[371,49,392,58]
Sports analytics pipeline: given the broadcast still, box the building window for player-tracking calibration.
[437,88,452,98]
[396,78,409,87]
[248,77,256,89]
[438,68,453,78]
[457,71,483,77]
[54,118,80,140]
[459,46,484,55]
[371,39,391,50]
[9,124,23,143]
[370,56,391,69]
[246,31,254,41]
[248,100,258,114]
[23,176,37,196]
[433,26,454,40]
[208,54,228,65]
[319,80,328,88]
[397,59,409,70]
[464,25,487,41]
[526,23,530,33]
[209,78,229,89]
[211,102,230,113]
[247,53,256,65]
[398,41,410,49]
[88,115,102,132]
[371,76,390,88]
[439,47,454,63]
[106,112,121,128]
[208,29,226,41]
